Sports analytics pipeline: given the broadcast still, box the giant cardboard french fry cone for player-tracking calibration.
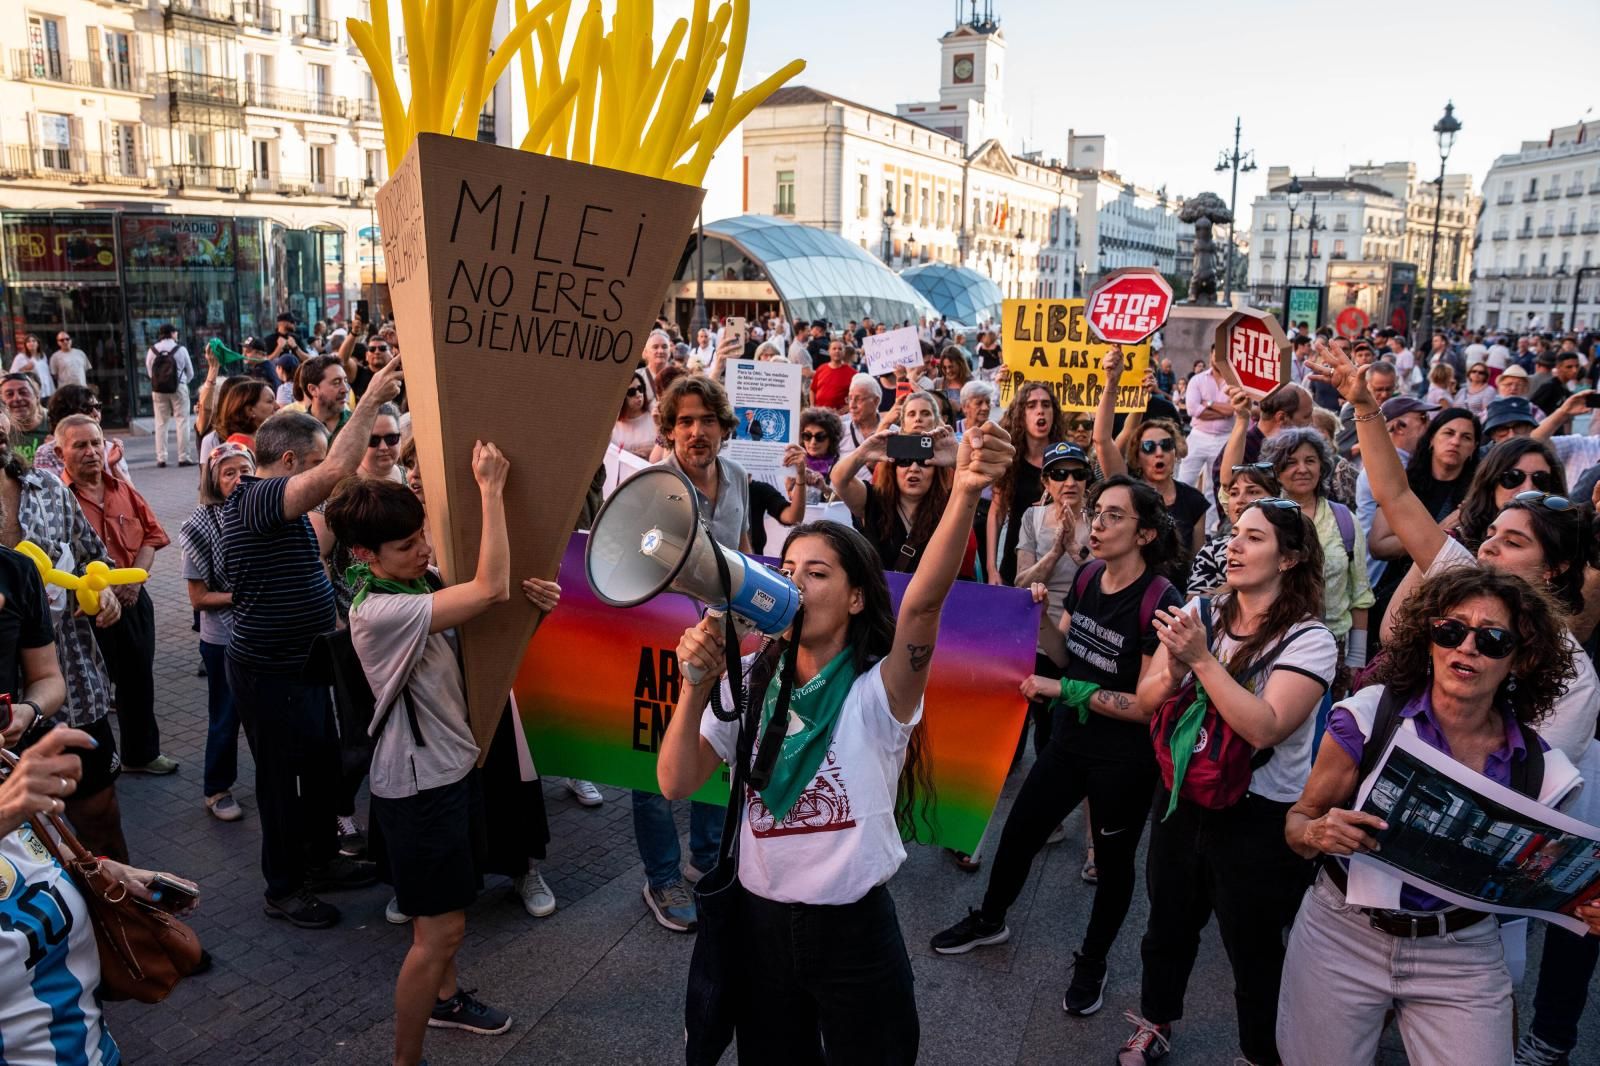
[378,133,704,753]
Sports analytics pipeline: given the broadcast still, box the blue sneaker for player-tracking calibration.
[643,879,697,932]
[428,988,511,1035]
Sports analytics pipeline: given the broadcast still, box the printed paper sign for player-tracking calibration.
[998,298,1151,412]
[725,359,801,486]
[863,325,923,376]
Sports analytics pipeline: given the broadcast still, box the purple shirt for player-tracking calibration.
[1328,689,1537,911]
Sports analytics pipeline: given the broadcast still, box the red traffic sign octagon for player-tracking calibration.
[1335,306,1369,339]
[1214,308,1290,401]
[1086,268,1174,345]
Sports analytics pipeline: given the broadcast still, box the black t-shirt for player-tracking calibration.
[1530,380,1570,421]
[1166,480,1210,545]
[352,362,375,400]
[0,546,54,696]
[857,491,918,573]
[977,343,1002,370]
[1000,460,1044,585]
[1058,564,1181,760]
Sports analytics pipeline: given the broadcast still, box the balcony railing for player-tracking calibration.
[1523,191,1540,202]
[167,71,243,107]
[292,14,339,42]
[476,112,495,141]
[156,164,241,191]
[1560,223,1578,236]
[352,99,381,121]
[1497,194,1514,205]
[1591,181,1600,194]
[237,2,281,31]
[1568,186,1585,197]
[1544,188,1562,200]
[1584,222,1600,234]
[1538,224,1556,237]
[1492,229,1509,240]
[166,0,237,22]
[244,82,345,116]
[0,145,153,186]
[250,172,352,198]
[1259,250,1276,260]
[774,200,795,216]
[9,51,148,93]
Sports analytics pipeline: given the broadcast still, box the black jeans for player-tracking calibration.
[1531,921,1600,1051]
[1139,790,1311,1066]
[226,657,341,899]
[733,883,917,1065]
[91,587,159,766]
[983,707,1155,962]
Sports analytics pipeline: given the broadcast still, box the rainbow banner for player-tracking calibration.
[513,533,1039,853]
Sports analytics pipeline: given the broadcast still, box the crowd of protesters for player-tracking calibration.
[3,305,1600,1066]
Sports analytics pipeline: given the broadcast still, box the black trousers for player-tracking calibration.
[227,657,341,899]
[983,706,1155,962]
[1139,790,1311,1066]
[1532,920,1600,1051]
[733,883,918,1065]
[91,587,159,766]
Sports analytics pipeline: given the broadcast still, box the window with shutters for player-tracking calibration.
[110,123,140,177]
[364,148,381,182]
[252,139,273,178]
[857,173,868,218]
[38,113,72,170]
[775,170,794,215]
[310,144,328,187]
[28,16,64,80]
[102,31,134,91]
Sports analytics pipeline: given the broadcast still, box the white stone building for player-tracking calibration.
[1471,119,1600,331]
[1248,167,1412,301]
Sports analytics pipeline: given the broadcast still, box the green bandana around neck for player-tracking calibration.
[1162,684,1210,820]
[346,561,429,610]
[755,647,859,822]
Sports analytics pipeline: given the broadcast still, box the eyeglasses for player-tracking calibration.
[1469,369,1488,377]
[1251,497,1301,511]
[1429,617,1518,659]
[56,336,70,343]
[1497,468,1553,492]
[801,431,832,443]
[894,457,931,469]
[369,344,390,352]
[1046,466,1091,482]
[1139,438,1177,454]
[1231,462,1276,476]
[625,386,644,397]
[1512,489,1571,511]
[1086,507,1133,527]
[368,432,401,448]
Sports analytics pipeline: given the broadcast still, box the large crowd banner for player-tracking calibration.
[998,298,1152,412]
[513,532,1040,854]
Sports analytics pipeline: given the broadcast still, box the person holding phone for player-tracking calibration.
[829,424,977,577]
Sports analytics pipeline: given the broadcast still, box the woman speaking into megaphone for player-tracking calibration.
[657,421,1014,1064]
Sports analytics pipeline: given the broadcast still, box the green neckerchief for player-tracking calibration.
[1055,679,1102,725]
[346,561,429,610]
[1162,684,1211,820]
[756,647,859,822]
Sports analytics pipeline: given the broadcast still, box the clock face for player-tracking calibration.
[953,56,974,83]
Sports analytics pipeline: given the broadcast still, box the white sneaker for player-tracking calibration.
[515,870,556,918]
[385,896,412,924]
[564,778,604,807]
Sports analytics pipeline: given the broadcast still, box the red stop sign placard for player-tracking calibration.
[1213,309,1290,400]
[1086,268,1174,345]
[1335,306,1369,339]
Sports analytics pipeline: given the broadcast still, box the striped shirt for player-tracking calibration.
[221,475,336,669]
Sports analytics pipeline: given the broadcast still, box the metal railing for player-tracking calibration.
[244,81,345,116]
[167,0,237,22]
[1497,194,1514,205]
[166,71,242,106]
[352,99,381,121]
[0,145,152,186]
[1584,222,1600,234]
[237,1,281,31]
[1491,229,1509,240]
[477,112,495,141]
[1523,191,1540,202]
[9,50,147,93]
[774,200,795,216]
[292,14,339,42]
[1560,223,1578,236]
[1567,186,1585,197]
[156,164,241,191]
[1544,188,1562,200]
[1538,224,1556,237]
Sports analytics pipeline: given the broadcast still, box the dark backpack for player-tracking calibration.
[1353,686,1545,800]
[1070,558,1173,633]
[1329,500,1355,560]
[1150,598,1326,811]
[149,343,179,394]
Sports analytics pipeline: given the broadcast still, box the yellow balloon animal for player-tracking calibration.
[14,541,147,615]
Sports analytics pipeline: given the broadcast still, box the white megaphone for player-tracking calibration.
[586,465,802,649]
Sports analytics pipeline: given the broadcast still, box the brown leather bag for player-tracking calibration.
[1,750,203,1003]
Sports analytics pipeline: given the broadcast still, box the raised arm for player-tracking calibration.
[1306,340,1445,570]
[427,441,512,633]
[829,428,888,517]
[1533,390,1593,442]
[1216,386,1255,490]
[880,423,1014,723]
[1093,345,1129,478]
[281,356,403,521]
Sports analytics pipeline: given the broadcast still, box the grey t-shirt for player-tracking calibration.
[350,589,479,799]
[661,450,749,550]
[1016,503,1086,664]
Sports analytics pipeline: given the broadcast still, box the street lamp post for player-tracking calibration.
[1303,196,1324,286]
[1014,226,1026,297]
[1574,265,1600,330]
[1553,265,1569,330]
[1282,175,1302,308]
[1214,116,1256,305]
[363,175,378,321]
[1420,101,1462,347]
[688,89,716,336]
[1076,261,1087,298]
[881,203,897,266]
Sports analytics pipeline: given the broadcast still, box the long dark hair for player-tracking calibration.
[1406,407,1481,512]
[1089,475,1183,582]
[773,520,936,841]
[994,381,1068,518]
[869,459,956,566]
[1375,567,1574,725]
[1218,499,1325,680]
[1456,438,1565,550]
[1485,497,1594,613]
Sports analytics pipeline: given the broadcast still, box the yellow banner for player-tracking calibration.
[997,298,1152,413]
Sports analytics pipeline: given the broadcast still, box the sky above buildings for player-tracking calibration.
[731,0,1598,213]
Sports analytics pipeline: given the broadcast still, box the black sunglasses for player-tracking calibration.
[894,458,931,469]
[1046,466,1091,482]
[368,432,401,448]
[1497,468,1553,492]
[1429,617,1518,659]
[625,386,644,396]
[1251,497,1301,512]
[801,431,832,443]
[1231,462,1276,476]
[1513,489,1571,511]
[1139,438,1176,454]
[369,343,390,352]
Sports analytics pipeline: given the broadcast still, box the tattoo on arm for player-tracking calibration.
[905,643,933,673]
[1095,690,1133,711]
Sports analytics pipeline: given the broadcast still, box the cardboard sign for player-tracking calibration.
[377,133,703,752]
[1214,308,1291,400]
[1086,268,1174,345]
[998,298,1152,412]
[514,533,1039,853]
[863,325,923,376]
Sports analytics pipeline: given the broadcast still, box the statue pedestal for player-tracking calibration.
[1162,304,1234,379]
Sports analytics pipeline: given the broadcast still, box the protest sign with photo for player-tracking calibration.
[724,358,801,486]
[1349,728,1600,934]
[863,325,924,376]
[998,298,1151,412]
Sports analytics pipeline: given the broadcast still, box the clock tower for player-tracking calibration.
[937,1,1007,145]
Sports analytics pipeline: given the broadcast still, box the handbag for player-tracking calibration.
[0,749,203,1003]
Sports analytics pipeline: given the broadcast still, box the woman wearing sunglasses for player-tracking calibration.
[1456,360,1494,421]
[1449,437,1565,550]
[1094,348,1209,562]
[1280,566,1596,1066]
[1117,496,1335,1066]
[776,407,843,524]
[935,475,1183,1021]
[830,423,976,578]
[611,369,657,459]
[1188,463,1279,596]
